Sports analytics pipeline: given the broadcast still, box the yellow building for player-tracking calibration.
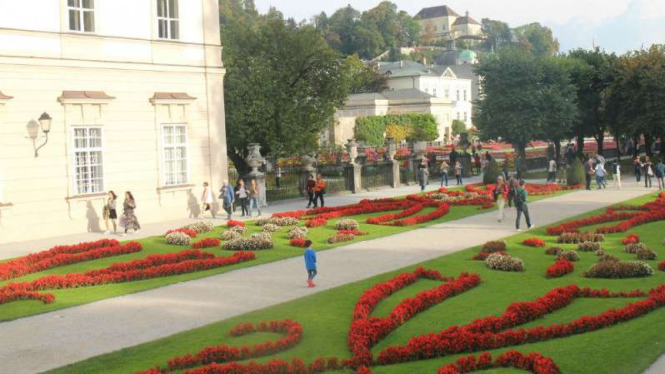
[0,0,227,244]
[416,6,483,42]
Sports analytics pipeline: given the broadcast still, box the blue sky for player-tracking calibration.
[254,0,665,54]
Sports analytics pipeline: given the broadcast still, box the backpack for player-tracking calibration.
[514,188,525,207]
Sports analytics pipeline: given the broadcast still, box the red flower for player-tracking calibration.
[192,238,221,249]
[166,228,198,238]
[523,238,546,247]
[290,238,307,248]
[546,260,574,278]
[621,233,640,245]
[227,220,245,228]
[306,218,327,228]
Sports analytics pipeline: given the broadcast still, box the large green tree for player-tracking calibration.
[475,51,577,161]
[513,23,560,57]
[481,18,512,52]
[222,6,351,173]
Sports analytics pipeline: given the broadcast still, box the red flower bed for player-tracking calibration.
[167,228,198,238]
[523,238,546,247]
[658,260,665,272]
[227,220,245,228]
[622,233,641,245]
[192,238,221,249]
[375,284,657,366]
[546,259,574,278]
[337,230,369,236]
[366,203,425,225]
[290,238,307,248]
[0,239,126,281]
[305,218,327,228]
[471,251,507,261]
[437,351,560,374]
[385,203,451,227]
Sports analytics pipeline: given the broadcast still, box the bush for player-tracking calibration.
[230,225,247,234]
[335,219,360,231]
[287,226,308,240]
[523,237,546,247]
[165,232,191,246]
[221,230,241,241]
[546,259,574,278]
[256,217,299,227]
[354,114,439,146]
[557,250,580,262]
[481,240,507,253]
[566,158,586,186]
[385,123,410,142]
[262,224,281,233]
[578,241,601,252]
[545,247,563,256]
[625,243,647,254]
[584,261,654,278]
[328,232,356,244]
[471,251,507,261]
[595,249,606,257]
[184,221,214,234]
[485,253,524,272]
[636,248,657,260]
[483,158,501,185]
[451,120,467,136]
[558,232,604,244]
[223,233,273,251]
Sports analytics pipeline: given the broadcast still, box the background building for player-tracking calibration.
[0,0,226,244]
[415,5,483,42]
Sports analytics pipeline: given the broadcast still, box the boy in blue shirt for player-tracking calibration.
[304,240,317,288]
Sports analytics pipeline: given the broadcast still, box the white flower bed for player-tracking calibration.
[165,231,192,246]
[334,219,359,231]
[185,221,215,234]
[485,253,524,272]
[287,226,308,240]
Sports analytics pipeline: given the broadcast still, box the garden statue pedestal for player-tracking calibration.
[245,143,267,207]
[300,154,317,197]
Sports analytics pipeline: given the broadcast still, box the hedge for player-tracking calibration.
[354,114,439,147]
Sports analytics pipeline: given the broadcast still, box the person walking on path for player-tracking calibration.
[643,156,654,188]
[473,153,481,175]
[417,162,429,191]
[103,191,118,234]
[547,159,557,183]
[494,176,508,222]
[305,174,316,208]
[200,182,216,219]
[303,240,317,288]
[220,181,235,220]
[507,175,517,208]
[657,159,665,190]
[439,160,450,187]
[634,157,643,184]
[248,179,262,217]
[275,165,282,189]
[595,162,607,189]
[611,161,622,189]
[514,180,534,231]
[455,161,463,186]
[235,179,249,217]
[585,157,595,190]
[121,191,140,236]
[314,173,326,207]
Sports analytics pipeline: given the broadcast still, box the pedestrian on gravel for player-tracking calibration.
[611,161,622,189]
[585,157,595,190]
[417,162,429,191]
[306,174,316,208]
[304,240,317,288]
[235,179,249,217]
[502,160,509,181]
[634,157,643,184]
[455,161,463,186]
[547,159,557,183]
[103,191,118,235]
[200,182,216,219]
[121,191,140,236]
[507,175,517,208]
[314,173,327,207]
[595,162,607,189]
[494,176,508,222]
[644,156,654,188]
[657,159,665,190]
[439,160,450,187]
[248,179,262,217]
[219,181,235,220]
[514,180,534,231]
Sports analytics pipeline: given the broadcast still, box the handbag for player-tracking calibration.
[118,214,127,228]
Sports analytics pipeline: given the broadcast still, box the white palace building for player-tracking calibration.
[0,0,228,244]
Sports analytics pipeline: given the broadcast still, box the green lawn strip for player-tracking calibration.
[45,192,665,374]
[0,188,570,322]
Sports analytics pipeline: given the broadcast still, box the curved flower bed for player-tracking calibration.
[436,351,561,374]
[546,259,574,278]
[622,233,641,245]
[166,228,197,238]
[523,238,546,247]
[227,220,245,228]
[192,238,221,249]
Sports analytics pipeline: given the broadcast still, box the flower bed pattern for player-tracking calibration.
[523,238,546,247]
[546,259,574,278]
[436,351,561,374]
[192,238,221,250]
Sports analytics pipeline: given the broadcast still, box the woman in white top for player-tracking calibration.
[200,182,216,219]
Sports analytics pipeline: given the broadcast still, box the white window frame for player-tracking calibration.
[71,126,105,196]
[463,90,467,101]
[67,0,95,33]
[157,0,180,40]
[161,124,189,186]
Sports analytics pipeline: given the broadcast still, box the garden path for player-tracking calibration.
[0,185,653,374]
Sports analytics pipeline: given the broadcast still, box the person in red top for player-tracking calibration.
[313,173,327,207]
[305,174,316,208]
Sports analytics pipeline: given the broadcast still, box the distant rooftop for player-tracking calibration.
[415,5,460,19]
[452,14,480,26]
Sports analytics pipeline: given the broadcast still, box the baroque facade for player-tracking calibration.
[0,0,227,244]
[415,5,483,43]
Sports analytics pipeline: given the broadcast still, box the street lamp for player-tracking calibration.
[30,112,52,158]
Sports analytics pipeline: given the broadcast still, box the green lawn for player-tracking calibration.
[0,187,570,322]
[44,193,665,374]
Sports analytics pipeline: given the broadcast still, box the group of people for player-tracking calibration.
[633,156,665,189]
[494,175,535,231]
[218,179,263,220]
[102,191,140,236]
[416,159,464,191]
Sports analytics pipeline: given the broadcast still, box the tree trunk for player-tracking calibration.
[553,139,561,166]
[660,132,665,156]
[596,132,604,156]
[615,134,621,162]
[645,133,654,157]
[227,150,250,177]
[576,134,585,157]
[633,135,640,158]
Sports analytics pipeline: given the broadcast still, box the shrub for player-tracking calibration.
[230,225,247,234]
[166,228,197,238]
[546,259,574,278]
[471,251,507,261]
[221,230,241,241]
[595,249,606,257]
[659,260,665,271]
[338,230,369,236]
[328,232,356,244]
[165,232,191,246]
[566,158,585,186]
[598,254,620,263]
[483,158,501,185]
[522,237,546,247]
[584,261,654,278]
[545,247,564,256]
[184,221,214,234]
[485,253,524,272]
[625,242,647,254]
[578,241,601,252]
[335,219,360,231]
[558,231,604,244]
[227,220,245,228]
[557,250,580,262]
[290,238,307,248]
[621,233,640,245]
[636,248,657,260]
[481,240,507,253]
[222,233,273,251]
[287,226,308,240]
[256,217,299,227]
[262,224,280,233]
[191,238,221,249]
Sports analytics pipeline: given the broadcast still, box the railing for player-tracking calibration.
[264,165,302,202]
[318,164,349,194]
[361,162,393,190]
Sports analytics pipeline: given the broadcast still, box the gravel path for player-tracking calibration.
[0,185,653,374]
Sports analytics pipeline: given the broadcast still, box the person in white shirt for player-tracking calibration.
[547,159,557,183]
[612,161,622,189]
[200,182,216,219]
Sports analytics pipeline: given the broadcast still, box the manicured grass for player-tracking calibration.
[44,192,665,374]
[0,187,568,322]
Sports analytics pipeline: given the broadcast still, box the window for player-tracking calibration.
[68,0,95,32]
[157,0,179,40]
[73,128,104,195]
[464,112,468,122]
[444,89,449,98]
[433,88,437,96]
[457,112,460,120]
[456,90,460,101]
[162,125,188,186]
[463,90,467,101]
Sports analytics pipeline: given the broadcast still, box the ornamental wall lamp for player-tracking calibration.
[27,112,52,158]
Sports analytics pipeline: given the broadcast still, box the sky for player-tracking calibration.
[254,0,665,54]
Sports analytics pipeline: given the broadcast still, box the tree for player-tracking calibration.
[566,158,586,186]
[346,55,389,93]
[481,19,512,52]
[483,158,501,184]
[420,22,436,45]
[513,23,560,57]
[475,50,577,161]
[222,8,352,173]
[451,120,467,136]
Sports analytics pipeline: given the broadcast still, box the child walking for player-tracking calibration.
[304,240,317,288]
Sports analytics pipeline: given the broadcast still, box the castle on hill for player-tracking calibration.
[415,5,484,44]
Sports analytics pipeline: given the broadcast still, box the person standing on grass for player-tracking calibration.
[494,176,508,222]
[634,157,643,184]
[439,160,450,187]
[595,162,607,189]
[200,182,216,219]
[220,181,234,220]
[455,160,463,185]
[314,173,326,207]
[514,180,534,231]
[611,161,622,189]
[103,191,118,235]
[304,240,317,288]
[235,179,249,217]
[248,179,262,217]
[644,156,654,188]
[417,162,429,191]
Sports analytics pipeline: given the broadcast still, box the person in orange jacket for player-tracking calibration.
[313,173,326,207]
